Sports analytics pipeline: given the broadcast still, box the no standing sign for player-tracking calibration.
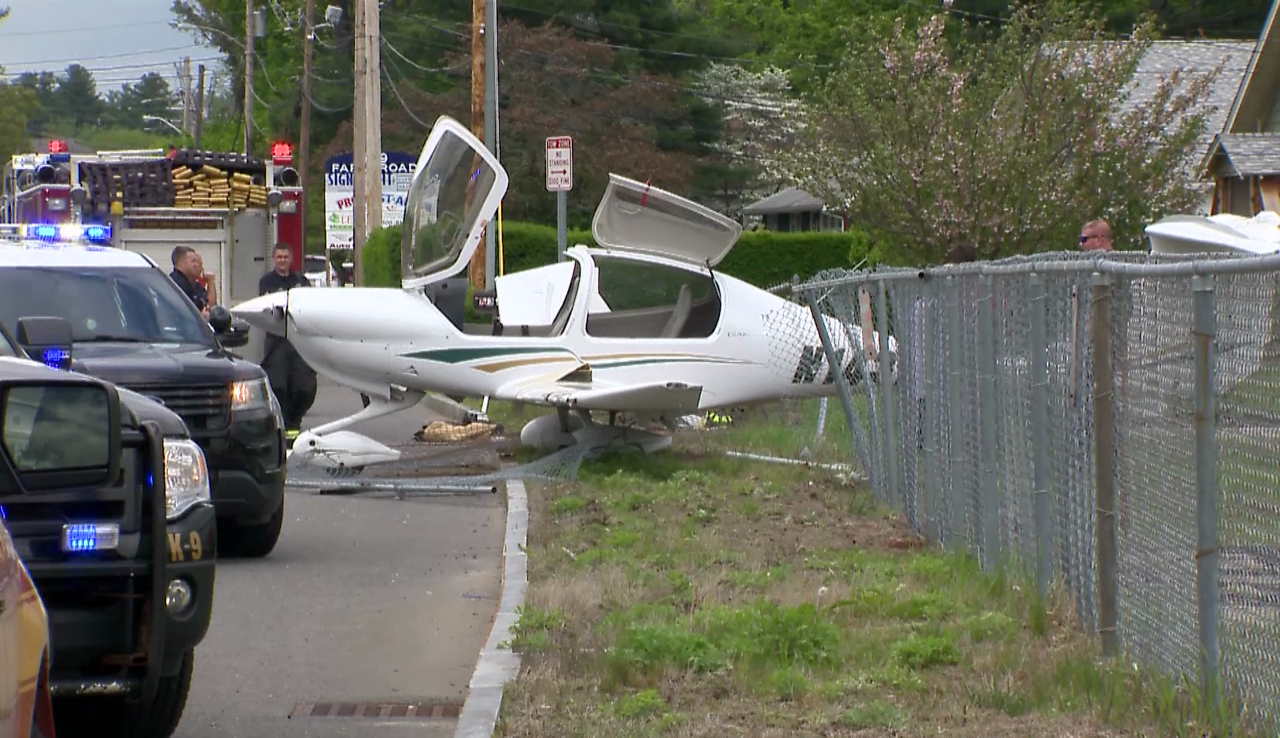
[545,136,573,192]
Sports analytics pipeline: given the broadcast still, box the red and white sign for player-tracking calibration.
[545,136,573,192]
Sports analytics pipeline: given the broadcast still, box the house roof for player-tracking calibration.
[1200,132,1280,176]
[1223,0,1279,134]
[741,186,827,215]
[1115,40,1255,177]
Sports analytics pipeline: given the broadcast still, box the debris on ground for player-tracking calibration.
[414,419,504,443]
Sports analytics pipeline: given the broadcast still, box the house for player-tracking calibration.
[1200,0,1280,215]
[740,186,846,233]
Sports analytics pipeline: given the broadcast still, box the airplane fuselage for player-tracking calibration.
[239,247,884,416]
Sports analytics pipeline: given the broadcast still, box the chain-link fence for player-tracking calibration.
[788,249,1280,733]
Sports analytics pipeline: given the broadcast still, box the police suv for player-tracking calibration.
[0,223,288,557]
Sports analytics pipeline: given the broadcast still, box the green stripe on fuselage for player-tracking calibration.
[401,346,572,363]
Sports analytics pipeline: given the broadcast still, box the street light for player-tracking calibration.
[142,115,184,135]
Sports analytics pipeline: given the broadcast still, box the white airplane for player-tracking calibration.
[232,116,897,471]
[1145,211,1280,256]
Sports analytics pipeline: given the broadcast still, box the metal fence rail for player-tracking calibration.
[790,249,1280,732]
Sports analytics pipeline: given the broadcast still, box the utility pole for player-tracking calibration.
[194,64,206,148]
[352,0,367,284]
[483,0,498,290]
[364,0,383,256]
[299,0,315,193]
[468,0,486,289]
[244,0,255,155]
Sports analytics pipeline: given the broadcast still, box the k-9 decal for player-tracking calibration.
[790,345,862,385]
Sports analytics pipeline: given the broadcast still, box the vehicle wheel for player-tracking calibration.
[121,648,195,738]
[224,496,284,558]
[56,649,195,738]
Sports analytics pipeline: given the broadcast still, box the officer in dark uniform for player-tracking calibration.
[258,242,317,442]
[170,245,210,317]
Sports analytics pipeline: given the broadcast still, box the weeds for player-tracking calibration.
[490,399,1266,738]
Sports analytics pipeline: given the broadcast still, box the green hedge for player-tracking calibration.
[361,220,871,289]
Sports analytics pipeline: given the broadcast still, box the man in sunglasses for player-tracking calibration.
[1079,219,1113,251]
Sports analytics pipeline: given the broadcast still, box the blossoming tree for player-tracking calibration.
[782,0,1221,265]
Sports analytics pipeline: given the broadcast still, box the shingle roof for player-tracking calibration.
[1202,132,1280,176]
[741,186,826,215]
[1115,40,1256,177]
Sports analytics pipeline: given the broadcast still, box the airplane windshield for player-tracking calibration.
[402,127,500,280]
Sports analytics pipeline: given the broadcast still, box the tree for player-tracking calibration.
[384,19,705,226]
[783,0,1219,265]
[688,61,804,211]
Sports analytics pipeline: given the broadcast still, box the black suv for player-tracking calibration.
[0,317,215,738]
[0,241,287,557]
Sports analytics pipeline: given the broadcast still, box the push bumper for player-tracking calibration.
[32,422,217,700]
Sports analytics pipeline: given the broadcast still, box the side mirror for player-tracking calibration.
[16,316,75,370]
[221,318,251,349]
[209,306,250,348]
[208,305,233,333]
[0,378,122,492]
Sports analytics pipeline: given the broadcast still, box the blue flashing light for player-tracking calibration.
[21,223,113,245]
[0,505,6,520]
[30,224,57,240]
[61,523,121,553]
[41,347,71,370]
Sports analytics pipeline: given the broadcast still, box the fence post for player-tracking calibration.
[1090,271,1119,658]
[1192,273,1220,710]
[946,276,965,549]
[1029,272,1052,600]
[803,290,861,466]
[922,281,941,544]
[877,280,902,515]
[977,274,1000,571]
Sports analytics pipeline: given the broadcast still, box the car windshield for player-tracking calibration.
[304,256,327,272]
[0,266,213,346]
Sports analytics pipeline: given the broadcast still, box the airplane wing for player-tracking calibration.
[500,375,704,412]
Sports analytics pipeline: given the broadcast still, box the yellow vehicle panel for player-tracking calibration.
[0,516,53,738]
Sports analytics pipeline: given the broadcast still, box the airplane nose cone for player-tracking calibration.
[230,290,291,337]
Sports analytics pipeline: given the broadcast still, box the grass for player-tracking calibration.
[485,398,1267,738]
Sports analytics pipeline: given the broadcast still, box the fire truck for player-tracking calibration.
[1,139,307,360]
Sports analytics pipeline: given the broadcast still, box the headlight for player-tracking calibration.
[163,438,211,521]
[230,377,271,412]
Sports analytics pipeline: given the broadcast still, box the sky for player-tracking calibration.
[0,0,222,93]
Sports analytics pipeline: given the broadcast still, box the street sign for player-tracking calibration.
[545,136,573,192]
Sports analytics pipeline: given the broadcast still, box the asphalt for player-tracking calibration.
[170,378,508,738]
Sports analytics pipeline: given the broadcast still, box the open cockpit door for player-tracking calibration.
[591,174,743,268]
[402,116,509,289]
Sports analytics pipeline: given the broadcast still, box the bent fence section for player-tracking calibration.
[786,249,1280,732]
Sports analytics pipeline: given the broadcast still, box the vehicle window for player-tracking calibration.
[1,384,110,472]
[0,266,212,345]
[584,255,721,339]
[304,256,327,272]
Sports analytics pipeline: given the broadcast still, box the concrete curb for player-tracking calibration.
[453,479,528,738]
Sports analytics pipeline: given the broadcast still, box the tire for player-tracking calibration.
[224,495,285,558]
[55,649,195,738]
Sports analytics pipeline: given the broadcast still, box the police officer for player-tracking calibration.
[170,245,210,318]
[258,242,317,443]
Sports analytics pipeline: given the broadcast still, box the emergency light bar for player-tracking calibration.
[0,223,113,244]
[62,522,121,553]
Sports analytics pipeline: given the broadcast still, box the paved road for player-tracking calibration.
[172,378,507,737]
